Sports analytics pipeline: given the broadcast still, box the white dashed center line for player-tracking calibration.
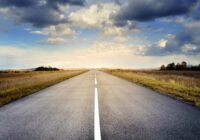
[94,72,101,140]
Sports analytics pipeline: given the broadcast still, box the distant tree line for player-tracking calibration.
[34,66,59,71]
[160,61,200,71]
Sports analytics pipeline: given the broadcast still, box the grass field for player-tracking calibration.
[0,70,87,107]
[103,69,200,107]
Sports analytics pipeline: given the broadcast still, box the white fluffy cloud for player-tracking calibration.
[28,3,122,45]
[182,44,198,53]
[30,24,76,45]
[157,39,167,48]
[42,24,76,37]
[25,2,139,46]
[69,3,119,28]
[69,3,139,37]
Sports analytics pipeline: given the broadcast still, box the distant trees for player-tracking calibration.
[189,64,200,71]
[160,61,200,71]
[34,66,59,71]
[166,62,176,70]
[181,61,187,70]
[160,65,166,70]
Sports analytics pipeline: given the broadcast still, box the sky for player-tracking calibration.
[0,0,200,69]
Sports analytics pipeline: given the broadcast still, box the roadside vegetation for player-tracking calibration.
[34,66,60,71]
[103,68,200,107]
[160,61,200,71]
[0,69,87,107]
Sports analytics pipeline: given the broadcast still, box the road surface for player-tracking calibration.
[0,70,200,140]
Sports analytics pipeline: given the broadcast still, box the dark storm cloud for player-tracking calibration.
[191,6,200,20]
[114,0,198,24]
[0,0,37,7]
[111,0,200,56]
[145,24,200,56]
[48,0,85,7]
[0,0,85,7]
[0,0,85,27]
[17,7,67,27]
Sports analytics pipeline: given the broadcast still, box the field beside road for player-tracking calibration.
[0,69,87,107]
[103,69,200,107]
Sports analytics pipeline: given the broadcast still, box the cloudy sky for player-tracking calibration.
[0,0,200,69]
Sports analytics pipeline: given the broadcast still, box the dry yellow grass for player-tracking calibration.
[103,69,200,107]
[0,70,87,107]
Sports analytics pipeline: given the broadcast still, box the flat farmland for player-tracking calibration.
[0,70,87,107]
[103,69,200,107]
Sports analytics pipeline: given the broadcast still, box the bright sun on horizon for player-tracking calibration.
[0,0,200,69]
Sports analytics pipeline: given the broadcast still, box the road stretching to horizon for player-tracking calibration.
[0,70,200,140]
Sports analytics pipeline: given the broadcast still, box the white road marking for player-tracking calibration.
[94,72,101,140]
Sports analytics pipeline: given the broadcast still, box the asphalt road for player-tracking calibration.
[0,70,200,140]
